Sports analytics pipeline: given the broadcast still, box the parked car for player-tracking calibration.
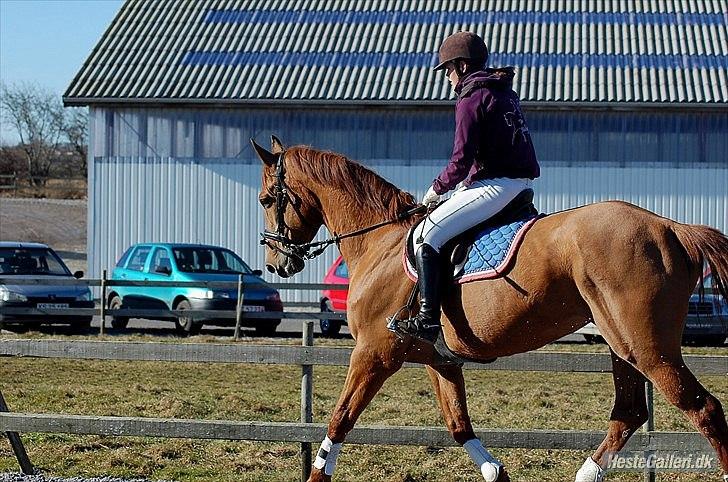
[0,242,93,331]
[109,243,283,335]
[579,268,727,346]
[319,255,348,336]
[683,270,728,346]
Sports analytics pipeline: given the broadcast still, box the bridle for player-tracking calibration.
[259,152,426,265]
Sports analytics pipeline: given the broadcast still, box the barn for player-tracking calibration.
[63,0,728,299]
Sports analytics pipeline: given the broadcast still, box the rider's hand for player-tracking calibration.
[421,185,441,207]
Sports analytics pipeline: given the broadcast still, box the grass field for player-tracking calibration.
[0,333,726,481]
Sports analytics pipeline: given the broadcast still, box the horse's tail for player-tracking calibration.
[671,223,728,300]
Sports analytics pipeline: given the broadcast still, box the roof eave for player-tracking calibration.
[63,96,728,111]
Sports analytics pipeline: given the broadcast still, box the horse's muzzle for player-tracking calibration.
[270,255,305,278]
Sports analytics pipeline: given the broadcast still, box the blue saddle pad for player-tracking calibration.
[454,214,540,282]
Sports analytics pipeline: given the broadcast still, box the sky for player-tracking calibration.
[0,0,123,143]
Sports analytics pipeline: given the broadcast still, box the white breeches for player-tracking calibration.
[415,177,534,252]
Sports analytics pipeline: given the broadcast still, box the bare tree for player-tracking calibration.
[64,108,88,176]
[0,82,66,185]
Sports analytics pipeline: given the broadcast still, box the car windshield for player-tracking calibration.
[172,247,253,274]
[0,247,70,276]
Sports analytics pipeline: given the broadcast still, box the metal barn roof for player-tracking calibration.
[64,0,728,105]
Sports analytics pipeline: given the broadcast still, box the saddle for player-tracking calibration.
[400,189,542,366]
[404,188,542,284]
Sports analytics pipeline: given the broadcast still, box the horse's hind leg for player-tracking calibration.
[641,358,728,474]
[427,364,509,482]
[575,349,648,482]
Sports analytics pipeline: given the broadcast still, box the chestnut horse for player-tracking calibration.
[251,136,728,482]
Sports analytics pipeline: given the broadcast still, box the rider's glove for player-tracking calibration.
[421,185,441,207]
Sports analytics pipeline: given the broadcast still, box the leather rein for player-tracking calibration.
[259,152,426,264]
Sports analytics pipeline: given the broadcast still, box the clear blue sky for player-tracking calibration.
[0,0,123,143]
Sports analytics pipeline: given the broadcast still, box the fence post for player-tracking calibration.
[234,275,244,341]
[301,320,314,482]
[643,380,655,482]
[99,270,107,336]
[0,389,34,475]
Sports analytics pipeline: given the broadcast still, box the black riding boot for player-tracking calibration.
[400,243,442,344]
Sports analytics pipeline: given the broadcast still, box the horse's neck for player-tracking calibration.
[313,185,405,263]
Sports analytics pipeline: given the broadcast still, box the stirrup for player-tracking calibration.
[387,313,441,344]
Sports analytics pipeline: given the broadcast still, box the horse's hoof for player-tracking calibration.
[481,463,510,482]
[306,468,331,482]
[494,467,510,482]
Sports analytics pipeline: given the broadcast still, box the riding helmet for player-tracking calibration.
[434,32,489,71]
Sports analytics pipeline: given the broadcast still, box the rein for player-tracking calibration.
[260,153,426,262]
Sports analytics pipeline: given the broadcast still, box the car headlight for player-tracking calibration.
[189,289,215,299]
[0,287,28,302]
[76,290,93,301]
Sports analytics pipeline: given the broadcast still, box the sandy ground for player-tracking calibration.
[0,198,87,273]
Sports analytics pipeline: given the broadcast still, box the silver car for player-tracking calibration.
[0,242,93,331]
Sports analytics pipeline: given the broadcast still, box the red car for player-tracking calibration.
[320,256,349,336]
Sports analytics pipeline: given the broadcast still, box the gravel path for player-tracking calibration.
[0,197,88,272]
[0,473,166,482]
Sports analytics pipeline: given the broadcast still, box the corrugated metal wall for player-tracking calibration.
[90,106,728,166]
[88,157,728,302]
[88,107,728,302]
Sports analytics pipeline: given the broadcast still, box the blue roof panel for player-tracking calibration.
[64,0,728,105]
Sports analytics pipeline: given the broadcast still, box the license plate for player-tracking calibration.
[37,303,69,309]
[243,305,264,312]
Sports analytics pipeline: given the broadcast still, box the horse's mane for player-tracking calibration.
[286,146,418,223]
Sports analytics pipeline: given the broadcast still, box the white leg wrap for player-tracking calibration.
[723,475,727,482]
[463,438,503,482]
[312,436,343,476]
[575,457,604,482]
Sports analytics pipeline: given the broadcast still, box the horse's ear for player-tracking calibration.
[250,138,277,167]
[270,135,285,154]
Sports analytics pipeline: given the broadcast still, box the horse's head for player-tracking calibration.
[252,135,324,278]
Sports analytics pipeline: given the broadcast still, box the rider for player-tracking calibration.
[399,31,540,343]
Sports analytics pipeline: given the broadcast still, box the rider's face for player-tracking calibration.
[445,62,463,89]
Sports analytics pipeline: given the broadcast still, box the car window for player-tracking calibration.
[334,260,349,279]
[116,246,134,268]
[149,248,172,274]
[0,247,70,276]
[173,247,252,274]
[126,246,152,271]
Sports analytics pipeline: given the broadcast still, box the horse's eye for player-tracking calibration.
[259,196,274,208]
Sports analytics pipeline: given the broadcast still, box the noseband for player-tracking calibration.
[260,152,426,265]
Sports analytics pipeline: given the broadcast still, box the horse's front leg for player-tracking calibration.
[308,341,406,482]
[427,364,510,482]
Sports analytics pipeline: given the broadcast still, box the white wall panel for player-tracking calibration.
[89,157,727,303]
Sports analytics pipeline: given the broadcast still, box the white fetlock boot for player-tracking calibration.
[463,439,504,482]
[575,457,604,482]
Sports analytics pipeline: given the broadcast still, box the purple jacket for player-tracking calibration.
[432,67,540,195]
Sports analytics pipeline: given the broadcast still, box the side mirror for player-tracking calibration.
[155,266,172,276]
[73,270,84,279]
[252,269,263,276]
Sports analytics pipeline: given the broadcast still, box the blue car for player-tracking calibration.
[109,243,283,335]
[683,270,728,346]
[0,242,94,331]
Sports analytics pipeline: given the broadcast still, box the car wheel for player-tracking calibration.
[255,320,280,337]
[70,316,93,332]
[174,299,201,336]
[320,301,342,337]
[109,295,129,329]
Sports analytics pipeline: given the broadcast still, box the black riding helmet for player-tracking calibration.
[434,32,489,71]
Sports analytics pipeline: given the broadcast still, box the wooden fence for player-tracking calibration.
[1,278,726,480]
